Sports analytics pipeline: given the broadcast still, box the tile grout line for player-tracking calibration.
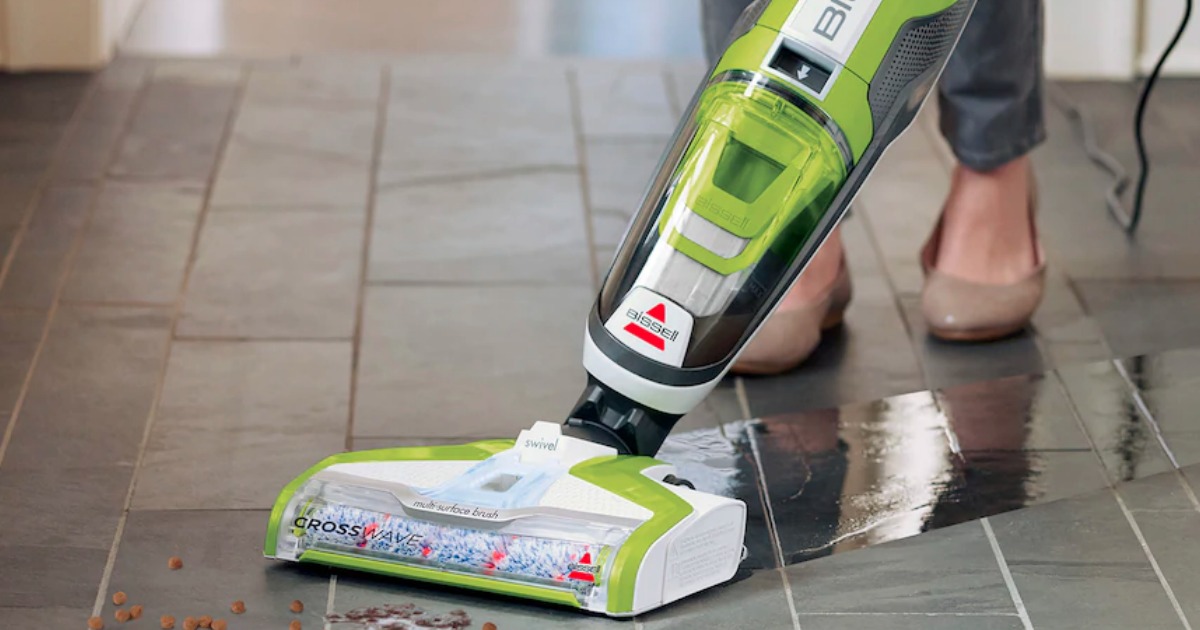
[0,64,154,471]
[1112,490,1195,630]
[345,65,393,452]
[0,71,104,290]
[735,378,802,630]
[734,377,790,570]
[980,518,1035,630]
[90,62,253,618]
[1109,359,1200,509]
[1045,366,1195,629]
[324,573,337,630]
[564,67,603,293]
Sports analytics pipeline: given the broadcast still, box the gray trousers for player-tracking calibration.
[701,0,1046,171]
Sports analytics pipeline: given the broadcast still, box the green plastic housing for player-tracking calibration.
[658,80,848,277]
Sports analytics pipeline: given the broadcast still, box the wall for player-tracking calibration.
[1143,0,1200,74]
[0,0,144,70]
[1045,0,1140,80]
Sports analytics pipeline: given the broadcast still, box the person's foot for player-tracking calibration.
[732,228,851,375]
[934,156,1039,284]
[921,156,1045,342]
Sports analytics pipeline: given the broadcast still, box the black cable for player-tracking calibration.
[1125,0,1194,233]
[1051,0,1193,235]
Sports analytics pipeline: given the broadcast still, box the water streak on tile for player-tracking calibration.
[732,393,977,566]
[1056,361,1175,485]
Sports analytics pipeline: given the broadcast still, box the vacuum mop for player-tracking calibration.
[266,0,976,616]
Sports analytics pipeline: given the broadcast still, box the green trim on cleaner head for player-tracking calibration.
[263,441,514,556]
[300,550,583,608]
[570,456,692,614]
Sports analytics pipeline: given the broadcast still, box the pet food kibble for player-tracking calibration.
[131,605,144,620]
[482,623,497,630]
[198,615,213,628]
[212,620,227,630]
[161,615,175,629]
[230,600,246,615]
[183,616,198,630]
[168,556,183,570]
[289,600,304,614]
[289,621,302,630]
[113,591,128,606]
[115,609,132,623]
[88,617,105,630]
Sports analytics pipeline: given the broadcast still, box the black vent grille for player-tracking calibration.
[868,0,971,129]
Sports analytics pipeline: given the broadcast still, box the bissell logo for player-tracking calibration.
[566,552,599,583]
[812,0,859,41]
[623,303,680,351]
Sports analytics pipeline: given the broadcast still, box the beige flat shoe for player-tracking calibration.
[920,189,1045,343]
[732,258,852,376]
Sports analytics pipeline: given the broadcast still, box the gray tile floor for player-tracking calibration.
[3,10,1200,628]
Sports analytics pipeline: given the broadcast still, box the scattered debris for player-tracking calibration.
[325,604,471,629]
[289,621,302,630]
[168,556,184,570]
[482,623,497,630]
[212,619,228,630]
[113,592,128,606]
[160,615,176,629]
[88,616,105,630]
[115,609,132,623]
[131,605,144,620]
[231,600,246,614]
[183,616,198,630]
[290,599,305,614]
[198,614,213,628]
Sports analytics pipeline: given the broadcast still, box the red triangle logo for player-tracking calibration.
[580,552,592,565]
[647,304,666,323]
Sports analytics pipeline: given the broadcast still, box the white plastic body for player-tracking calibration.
[582,326,726,415]
[289,423,745,617]
[627,465,747,616]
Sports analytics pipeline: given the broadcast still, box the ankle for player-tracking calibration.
[781,228,845,307]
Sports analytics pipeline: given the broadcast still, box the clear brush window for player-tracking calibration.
[277,479,634,610]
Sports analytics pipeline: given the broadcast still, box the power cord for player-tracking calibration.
[1051,0,1194,234]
